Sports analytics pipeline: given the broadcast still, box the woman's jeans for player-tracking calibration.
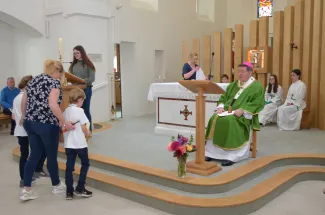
[23,120,60,187]
[18,136,46,180]
[82,87,93,132]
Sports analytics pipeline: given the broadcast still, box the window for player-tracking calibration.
[257,0,273,18]
[196,0,215,22]
[130,0,158,11]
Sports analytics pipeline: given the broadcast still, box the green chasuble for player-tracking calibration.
[205,78,264,150]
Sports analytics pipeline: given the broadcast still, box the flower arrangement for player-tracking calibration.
[167,134,196,178]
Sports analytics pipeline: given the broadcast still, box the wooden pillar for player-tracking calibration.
[319,0,325,129]
[249,20,259,48]
[182,41,189,64]
[302,0,314,109]
[273,11,284,84]
[282,6,295,99]
[292,0,304,70]
[234,24,244,80]
[311,0,323,127]
[203,35,211,76]
[213,32,222,82]
[257,17,269,88]
[249,20,259,80]
[192,38,200,64]
[224,28,233,82]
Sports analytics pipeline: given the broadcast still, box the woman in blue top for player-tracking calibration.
[20,60,75,201]
[182,52,200,80]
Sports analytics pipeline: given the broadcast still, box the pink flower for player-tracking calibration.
[174,148,185,157]
[167,141,181,152]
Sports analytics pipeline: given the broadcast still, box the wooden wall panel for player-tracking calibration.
[213,32,222,83]
[258,17,269,88]
[317,0,325,130]
[192,39,200,65]
[282,6,295,99]
[273,11,284,84]
[234,24,244,80]
[203,35,211,76]
[311,0,323,127]
[249,20,259,48]
[292,0,304,70]
[224,28,233,82]
[182,41,189,65]
[319,0,325,129]
[302,0,314,109]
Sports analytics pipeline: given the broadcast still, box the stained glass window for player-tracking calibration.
[257,0,273,18]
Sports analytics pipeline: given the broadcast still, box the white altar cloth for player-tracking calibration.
[147,82,229,136]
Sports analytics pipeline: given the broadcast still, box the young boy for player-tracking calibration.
[63,87,92,200]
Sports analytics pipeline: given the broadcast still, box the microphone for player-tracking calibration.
[208,52,215,80]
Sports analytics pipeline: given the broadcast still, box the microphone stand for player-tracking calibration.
[208,52,214,80]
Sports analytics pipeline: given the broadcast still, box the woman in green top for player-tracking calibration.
[69,45,95,133]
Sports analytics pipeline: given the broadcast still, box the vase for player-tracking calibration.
[177,154,188,178]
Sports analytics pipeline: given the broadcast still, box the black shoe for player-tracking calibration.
[221,160,234,166]
[205,157,212,162]
[74,188,92,198]
[66,192,74,200]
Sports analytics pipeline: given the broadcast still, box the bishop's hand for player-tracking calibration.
[216,108,225,114]
[234,109,244,117]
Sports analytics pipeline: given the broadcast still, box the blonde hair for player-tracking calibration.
[69,87,86,104]
[189,52,198,59]
[44,60,64,76]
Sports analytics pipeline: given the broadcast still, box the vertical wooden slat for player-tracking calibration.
[203,35,211,76]
[273,11,284,84]
[282,6,295,99]
[249,20,259,48]
[319,0,325,129]
[311,0,323,127]
[258,17,269,88]
[234,24,244,80]
[182,41,189,65]
[302,0,314,109]
[192,38,200,64]
[213,32,222,82]
[224,28,233,82]
[292,0,304,70]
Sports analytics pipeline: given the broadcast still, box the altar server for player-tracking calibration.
[205,62,264,166]
[259,75,283,126]
[277,69,306,131]
[182,52,207,80]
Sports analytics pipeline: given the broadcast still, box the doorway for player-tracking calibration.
[114,43,122,118]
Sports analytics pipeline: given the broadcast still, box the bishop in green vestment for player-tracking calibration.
[205,62,264,166]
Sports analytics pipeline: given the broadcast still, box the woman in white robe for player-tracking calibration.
[277,69,306,131]
[259,75,283,126]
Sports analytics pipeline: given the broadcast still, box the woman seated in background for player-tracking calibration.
[259,74,283,126]
[221,74,229,83]
[277,69,306,131]
[182,52,206,80]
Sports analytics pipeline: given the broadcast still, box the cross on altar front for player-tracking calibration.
[180,105,192,120]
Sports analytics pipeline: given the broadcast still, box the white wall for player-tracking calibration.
[0,22,14,89]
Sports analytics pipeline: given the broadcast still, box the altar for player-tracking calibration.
[147,82,229,136]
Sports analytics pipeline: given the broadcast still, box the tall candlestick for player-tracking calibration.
[59,37,63,63]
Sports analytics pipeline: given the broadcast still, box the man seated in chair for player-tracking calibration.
[205,62,264,166]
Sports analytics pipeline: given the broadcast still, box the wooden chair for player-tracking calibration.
[250,130,257,158]
[300,109,311,129]
[0,113,11,129]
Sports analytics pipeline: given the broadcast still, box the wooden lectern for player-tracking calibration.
[59,72,86,143]
[178,80,224,176]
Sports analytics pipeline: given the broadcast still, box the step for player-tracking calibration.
[12,148,325,215]
[53,146,325,194]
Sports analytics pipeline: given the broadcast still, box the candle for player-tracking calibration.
[59,37,63,63]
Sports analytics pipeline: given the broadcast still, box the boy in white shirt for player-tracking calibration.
[63,87,92,200]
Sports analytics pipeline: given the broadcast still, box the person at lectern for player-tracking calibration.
[68,45,96,133]
[182,52,207,80]
[205,62,264,166]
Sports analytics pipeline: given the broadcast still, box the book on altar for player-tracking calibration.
[217,111,234,117]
